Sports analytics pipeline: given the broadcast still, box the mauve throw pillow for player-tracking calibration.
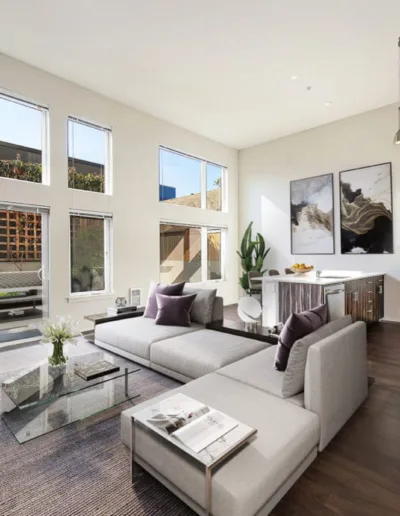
[154,293,197,327]
[144,281,185,319]
[274,304,328,371]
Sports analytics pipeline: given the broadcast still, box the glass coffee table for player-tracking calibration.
[1,350,140,443]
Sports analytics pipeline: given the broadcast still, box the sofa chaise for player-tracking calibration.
[96,290,368,516]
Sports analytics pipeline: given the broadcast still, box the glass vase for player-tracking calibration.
[48,338,67,368]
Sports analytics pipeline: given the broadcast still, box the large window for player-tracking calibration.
[68,117,112,194]
[0,210,42,264]
[70,212,112,295]
[0,93,49,184]
[160,223,226,284]
[159,147,225,211]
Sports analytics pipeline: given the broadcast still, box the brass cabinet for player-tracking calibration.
[344,276,384,323]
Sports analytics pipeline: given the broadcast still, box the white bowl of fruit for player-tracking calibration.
[291,263,314,275]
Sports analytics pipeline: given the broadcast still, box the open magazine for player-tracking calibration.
[147,402,238,453]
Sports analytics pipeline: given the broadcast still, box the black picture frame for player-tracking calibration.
[290,173,335,255]
[339,162,393,255]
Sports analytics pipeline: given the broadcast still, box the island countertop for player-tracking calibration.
[258,271,385,286]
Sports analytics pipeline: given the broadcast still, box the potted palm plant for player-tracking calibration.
[237,222,270,294]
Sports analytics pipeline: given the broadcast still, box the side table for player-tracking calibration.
[85,307,145,327]
[206,319,279,345]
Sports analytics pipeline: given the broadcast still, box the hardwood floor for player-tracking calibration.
[224,305,400,516]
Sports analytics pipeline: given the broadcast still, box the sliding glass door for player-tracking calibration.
[0,203,49,329]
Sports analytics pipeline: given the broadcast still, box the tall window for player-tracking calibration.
[0,93,49,184]
[68,117,112,194]
[159,147,225,211]
[0,210,42,265]
[70,212,112,295]
[160,223,226,284]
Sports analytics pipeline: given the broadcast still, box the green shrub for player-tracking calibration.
[0,159,105,193]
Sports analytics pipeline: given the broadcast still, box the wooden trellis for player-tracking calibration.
[0,210,42,262]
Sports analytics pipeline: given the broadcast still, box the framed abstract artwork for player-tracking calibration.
[340,162,393,254]
[290,173,335,254]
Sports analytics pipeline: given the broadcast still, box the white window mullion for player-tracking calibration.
[200,160,207,209]
[105,129,113,195]
[221,229,227,281]
[41,109,50,185]
[105,218,113,293]
[201,226,208,282]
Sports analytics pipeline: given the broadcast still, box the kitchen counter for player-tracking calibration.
[260,271,385,327]
[260,271,385,286]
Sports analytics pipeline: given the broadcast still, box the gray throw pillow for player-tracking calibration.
[144,281,185,319]
[182,287,217,325]
[282,314,353,397]
[154,293,197,327]
[274,304,328,371]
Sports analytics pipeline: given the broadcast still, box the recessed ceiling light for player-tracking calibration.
[290,75,298,80]
[325,101,332,106]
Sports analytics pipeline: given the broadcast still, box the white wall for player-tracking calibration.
[239,104,400,322]
[0,55,239,329]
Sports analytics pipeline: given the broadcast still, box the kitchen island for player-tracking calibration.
[260,271,385,326]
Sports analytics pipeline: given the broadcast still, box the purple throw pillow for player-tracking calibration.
[274,304,328,371]
[154,293,197,327]
[144,281,185,319]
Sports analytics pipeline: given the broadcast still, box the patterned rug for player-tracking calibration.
[0,363,195,516]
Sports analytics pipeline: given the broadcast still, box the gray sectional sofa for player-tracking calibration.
[95,292,368,516]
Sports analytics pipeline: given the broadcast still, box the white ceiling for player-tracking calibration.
[0,0,399,149]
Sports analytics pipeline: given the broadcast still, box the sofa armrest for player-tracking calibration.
[211,296,223,322]
[304,321,368,451]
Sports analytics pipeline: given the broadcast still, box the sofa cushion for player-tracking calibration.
[182,286,217,325]
[282,314,353,397]
[95,316,202,360]
[155,293,197,327]
[121,373,319,516]
[150,329,269,380]
[274,304,328,371]
[217,347,304,407]
[144,281,185,319]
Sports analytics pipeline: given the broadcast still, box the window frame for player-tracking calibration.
[0,91,50,185]
[159,146,227,212]
[159,221,227,284]
[67,116,113,195]
[68,210,113,298]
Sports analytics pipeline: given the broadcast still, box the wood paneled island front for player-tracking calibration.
[260,272,385,327]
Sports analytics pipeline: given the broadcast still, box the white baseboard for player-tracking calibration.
[380,318,400,324]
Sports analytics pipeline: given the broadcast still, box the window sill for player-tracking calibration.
[67,292,115,303]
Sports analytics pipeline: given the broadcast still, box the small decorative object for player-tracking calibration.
[115,296,127,308]
[129,287,142,307]
[237,296,262,331]
[290,173,334,255]
[74,360,120,381]
[41,316,78,368]
[291,263,314,275]
[340,163,393,254]
[237,222,270,294]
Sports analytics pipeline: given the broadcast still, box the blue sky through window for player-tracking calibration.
[160,148,201,198]
[68,120,105,164]
[0,97,106,164]
[0,97,42,150]
[160,148,222,199]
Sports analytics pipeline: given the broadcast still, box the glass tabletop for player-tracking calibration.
[2,350,140,409]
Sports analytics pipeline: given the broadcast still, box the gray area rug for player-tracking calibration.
[0,363,194,516]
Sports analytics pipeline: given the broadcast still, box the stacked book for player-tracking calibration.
[107,305,137,315]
